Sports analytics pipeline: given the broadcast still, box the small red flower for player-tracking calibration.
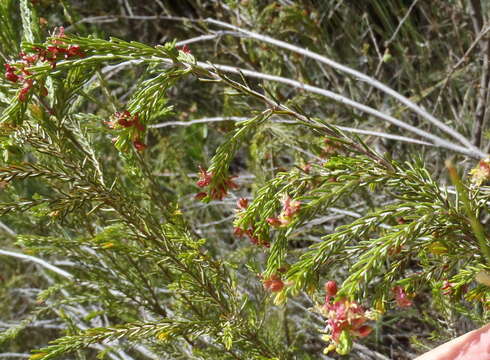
[263,274,284,292]
[245,229,259,245]
[282,195,301,217]
[236,198,249,210]
[210,185,227,200]
[353,325,373,338]
[195,192,208,201]
[322,296,371,344]
[268,194,301,228]
[324,280,338,298]
[66,45,85,58]
[114,110,133,127]
[132,113,145,132]
[4,64,18,82]
[18,79,33,102]
[177,44,191,54]
[196,166,212,188]
[266,217,282,227]
[393,286,413,308]
[224,176,239,190]
[133,139,147,152]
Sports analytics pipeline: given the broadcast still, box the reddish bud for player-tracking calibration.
[324,280,338,298]
[355,325,373,338]
[5,71,18,82]
[244,229,259,245]
[4,64,19,82]
[237,197,249,210]
[225,176,239,190]
[18,80,33,102]
[196,166,212,188]
[115,110,134,128]
[177,44,191,54]
[268,279,284,292]
[194,192,207,201]
[263,275,284,292]
[66,45,85,58]
[210,185,227,200]
[388,245,402,256]
[133,114,145,132]
[281,195,301,217]
[267,217,282,227]
[133,140,147,151]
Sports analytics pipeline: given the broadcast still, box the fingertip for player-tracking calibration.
[415,324,490,360]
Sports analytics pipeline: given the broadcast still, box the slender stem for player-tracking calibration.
[150,116,434,147]
[205,18,479,153]
[0,249,73,279]
[184,59,485,159]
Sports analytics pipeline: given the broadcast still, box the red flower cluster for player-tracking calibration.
[4,64,18,83]
[33,43,85,69]
[233,226,270,248]
[267,194,301,227]
[4,27,84,102]
[195,166,239,200]
[262,274,284,292]
[196,166,212,188]
[393,286,413,308]
[177,44,191,54]
[32,27,85,69]
[320,281,372,351]
[4,57,41,102]
[106,111,147,151]
[109,111,145,131]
